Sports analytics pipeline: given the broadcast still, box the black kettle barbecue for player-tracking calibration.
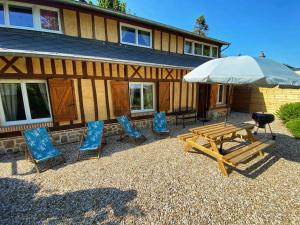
[252,113,276,140]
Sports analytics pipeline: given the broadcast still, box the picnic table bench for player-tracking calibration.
[178,122,275,176]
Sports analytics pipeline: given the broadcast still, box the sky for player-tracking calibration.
[92,0,300,67]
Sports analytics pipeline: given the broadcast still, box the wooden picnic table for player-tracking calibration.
[178,122,275,176]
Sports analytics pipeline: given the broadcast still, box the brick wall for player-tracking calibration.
[0,116,176,155]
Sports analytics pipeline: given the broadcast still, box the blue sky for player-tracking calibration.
[93,0,300,67]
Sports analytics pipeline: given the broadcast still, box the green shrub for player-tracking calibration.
[286,118,300,139]
[276,102,300,123]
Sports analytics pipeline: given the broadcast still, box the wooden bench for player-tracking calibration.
[174,108,197,128]
[177,133,195,142]
[223,139,275,166]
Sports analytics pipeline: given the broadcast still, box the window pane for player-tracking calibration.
[218,85,224,103]
[40,9,59,31]
[129,84,141,111]
[194,43,203,55]
[26,83,50,119]
[184,41,192,54]
[0,4,4,25]
[0,83,26,121]
[143,85,153,110]
[203,45,211,56]
[138,30,151,47]
[9,6,33,27]
[212,47,218,58]
[121,26,136,44]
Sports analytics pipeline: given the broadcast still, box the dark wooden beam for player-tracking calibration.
[77,78,85,123]
[104,79,111,119]
[91,79,99,120]
[76,11,81,37]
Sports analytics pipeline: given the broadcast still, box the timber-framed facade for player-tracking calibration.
[0,0,230,153]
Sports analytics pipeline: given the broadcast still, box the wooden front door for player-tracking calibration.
[197,84,210,118]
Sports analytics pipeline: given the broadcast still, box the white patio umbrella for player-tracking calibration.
[183,55,300,124]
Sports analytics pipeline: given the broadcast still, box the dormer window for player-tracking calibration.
[9,5,33,28]
[40,9,59,31]
[184,39,218,58]
[120,23,152,48]
[0,1,61,33]
[0,4,5,24]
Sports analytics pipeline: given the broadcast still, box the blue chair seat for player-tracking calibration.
[154,127,170,133]
[128,130,143,138]
[35,147,61,162]
[79,121,104,152]
[117,116,142,137]
[23,127,62,162]
[153,112,169,134]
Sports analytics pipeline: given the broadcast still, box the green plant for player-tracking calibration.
[286,118,300,139]
[276,102,300,123]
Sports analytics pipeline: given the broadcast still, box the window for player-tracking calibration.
[120,23,152,48]
[217,85,226,104]
[9,5,33,27]
[121,26,136,44]
[212,46,218,58]
[0,80,52,126]
[0,4,4,24]
[129,83,155,113]
[184,41,193,54]
[184,39,218,58]
[0,2,61,33]
[194,43,203,55]
[203,45,211,57]
[40,9,59,31]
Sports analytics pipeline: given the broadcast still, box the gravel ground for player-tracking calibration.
[0,112,299,225]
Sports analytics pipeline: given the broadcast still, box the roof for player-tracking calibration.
[0,28,211,69]
[52,0,229,46]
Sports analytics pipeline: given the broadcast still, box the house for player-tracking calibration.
[0,0,230,153]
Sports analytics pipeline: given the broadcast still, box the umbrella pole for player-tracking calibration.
[224,86,234,126]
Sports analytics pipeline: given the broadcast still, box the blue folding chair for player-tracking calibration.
[152,112,170,137]
[22,127,64,173]
[78,120,105,160]
[116,115,146,144]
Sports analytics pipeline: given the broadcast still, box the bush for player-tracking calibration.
[276,102,300,123]
[286,118,300,139]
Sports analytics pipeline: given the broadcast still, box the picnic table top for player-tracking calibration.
[189,122,255,140]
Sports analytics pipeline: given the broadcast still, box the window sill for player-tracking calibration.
[131,111,154,117]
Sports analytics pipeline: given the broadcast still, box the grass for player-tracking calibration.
[286,118,300,139]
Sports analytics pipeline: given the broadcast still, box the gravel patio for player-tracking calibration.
[0,112,299,225]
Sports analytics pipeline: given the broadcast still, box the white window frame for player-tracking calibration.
[184,38,218,58]
[0,0,62,34]
[120,23,152,48]
[217,84,226,105]
[129,82,155,113]
[0,79,52,126]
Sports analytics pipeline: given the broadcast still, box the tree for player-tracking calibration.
[96,0,127,13]
[193,15,209,36]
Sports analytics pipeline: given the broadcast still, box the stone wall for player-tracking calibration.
[0,116,176,155]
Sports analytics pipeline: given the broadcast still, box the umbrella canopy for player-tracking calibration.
[183,56,300,88]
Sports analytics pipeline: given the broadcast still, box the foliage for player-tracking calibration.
[286,118,300,139]
[96,0,127,13]
[193,15,209,36]
[276,102,300,123]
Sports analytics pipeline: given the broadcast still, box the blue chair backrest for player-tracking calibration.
[117,116,136,134]
[85,121,104,147]
[154,112,167,130]
[23,127,54,159]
